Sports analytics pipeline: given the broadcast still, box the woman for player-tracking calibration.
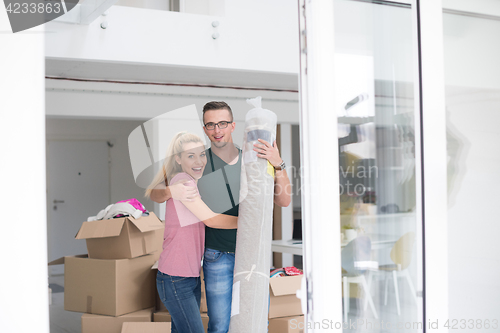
[145,132,237,333]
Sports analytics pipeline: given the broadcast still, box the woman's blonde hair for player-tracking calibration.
[145,132,205,198]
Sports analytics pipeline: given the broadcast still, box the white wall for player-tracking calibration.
[444,14,500,327]
[46,118,156,212]
[446,86,500,328]
[44,0,500,88]
[0,10,49,333]
[45,0,299,74]
[443,13,500,90]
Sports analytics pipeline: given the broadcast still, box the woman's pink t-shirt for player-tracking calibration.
[158,172,205,277]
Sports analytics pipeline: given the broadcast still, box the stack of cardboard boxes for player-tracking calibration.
[268,274,305,333]
[49,210,305,333]
[49,212,167,333]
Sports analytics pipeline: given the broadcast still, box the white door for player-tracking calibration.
[47,140,110,275]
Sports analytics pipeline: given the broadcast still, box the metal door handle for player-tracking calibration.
[53,200,65,204]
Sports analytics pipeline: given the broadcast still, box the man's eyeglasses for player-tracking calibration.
[204,121,232,130]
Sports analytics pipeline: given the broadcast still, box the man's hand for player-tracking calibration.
[253,138,291,207]
[170,179,198,202]
[253,139,282,167]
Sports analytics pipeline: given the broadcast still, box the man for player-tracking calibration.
[150,101,291,333]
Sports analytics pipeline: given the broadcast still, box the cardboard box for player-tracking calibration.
[200,269,207,313]
[269,275,303,319]
[75,212,164,260]
[153,310,170,322]
[150,262,169,312]
[201,312,210,331]
[269,315,304,333]
[154,288,167,312]
[121,322,171,333]
[154,311,209,333]
[81,307,154,333]
[60,254,157,316]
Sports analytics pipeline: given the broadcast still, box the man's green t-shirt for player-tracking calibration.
[197,147,241,252]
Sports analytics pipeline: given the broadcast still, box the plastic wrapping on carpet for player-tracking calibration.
[229,96,277,333]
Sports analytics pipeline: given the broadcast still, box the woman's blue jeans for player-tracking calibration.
[156,270,205,333]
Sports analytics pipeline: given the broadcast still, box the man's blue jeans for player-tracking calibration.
[203,248,235,333]
[156,270,205,333]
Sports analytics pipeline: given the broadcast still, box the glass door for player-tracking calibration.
[334,1,422,330]
[297,0,434,331]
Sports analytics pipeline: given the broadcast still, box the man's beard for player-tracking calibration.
[212,140,228,148]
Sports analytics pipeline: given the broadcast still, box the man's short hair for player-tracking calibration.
[202,101,233,122]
